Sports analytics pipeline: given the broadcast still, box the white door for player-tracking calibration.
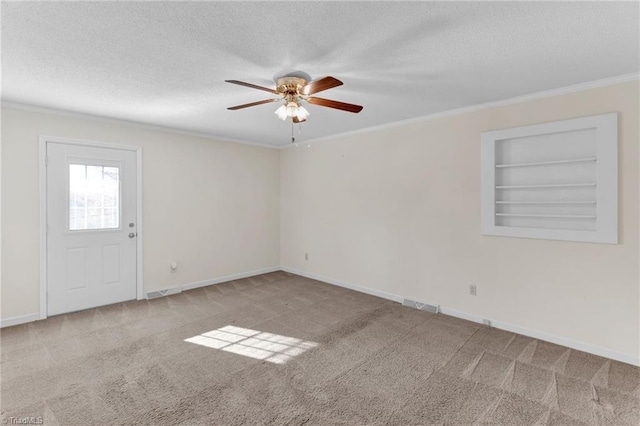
[46,142,138,316]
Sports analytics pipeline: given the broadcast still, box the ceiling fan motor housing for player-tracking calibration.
[276,77,308,98]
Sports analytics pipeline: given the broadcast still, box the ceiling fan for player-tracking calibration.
[225,74,363,123]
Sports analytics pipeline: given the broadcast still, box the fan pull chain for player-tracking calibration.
[291,121,295,144]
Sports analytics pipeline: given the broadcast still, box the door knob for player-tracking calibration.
[129,233,135,238]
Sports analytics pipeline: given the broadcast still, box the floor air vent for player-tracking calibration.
[146,287,182,300]
[402,298,439,313]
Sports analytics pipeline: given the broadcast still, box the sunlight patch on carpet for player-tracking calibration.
[185,325,318,364]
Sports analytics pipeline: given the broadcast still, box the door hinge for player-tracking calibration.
[45,156,48,167]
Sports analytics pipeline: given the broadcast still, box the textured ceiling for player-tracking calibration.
[2,2,638,147]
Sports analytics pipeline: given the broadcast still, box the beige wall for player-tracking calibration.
[280,81,639,360]
[1,108,280,319]
[2,80,638,361]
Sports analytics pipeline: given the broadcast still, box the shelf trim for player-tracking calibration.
[495,213,597,219]
[495,201,597,205]
[496,157,596,168]
[495,182,597,189]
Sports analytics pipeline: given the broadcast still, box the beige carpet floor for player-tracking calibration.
[1,271,639,425]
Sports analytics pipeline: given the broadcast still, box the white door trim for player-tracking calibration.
[39,135,144,320]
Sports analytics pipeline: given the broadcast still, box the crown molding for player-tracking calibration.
[0,101,278,149]
[286,72,639,149]
[3,72,637,151]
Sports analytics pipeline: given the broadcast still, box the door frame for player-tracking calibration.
[39,135,144,320]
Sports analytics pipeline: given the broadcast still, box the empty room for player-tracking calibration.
[1,2,639,425]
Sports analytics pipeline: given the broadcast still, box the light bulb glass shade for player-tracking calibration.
[297,105,310,120]
[285,102,298,117]
[274,105,288,120]
[297,107,309,121]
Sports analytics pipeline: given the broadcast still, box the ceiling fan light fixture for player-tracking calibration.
[275,101,309,121]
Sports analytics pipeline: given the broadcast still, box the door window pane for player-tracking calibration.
[69,164,120,230]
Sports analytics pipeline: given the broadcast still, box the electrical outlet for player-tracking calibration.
[469,284,477,296]
[304,253,309,261]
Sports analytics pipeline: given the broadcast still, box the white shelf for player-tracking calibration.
[496,157,596,168]
[495,182,596,189]
[495,201,596,205]
[496,213,597,219]
[481,112,618,243]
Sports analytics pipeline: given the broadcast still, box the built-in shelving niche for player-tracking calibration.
[481,113,618,243]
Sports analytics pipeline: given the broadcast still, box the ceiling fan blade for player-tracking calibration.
[227,98,280,110]
[301,76,343,95]
[225,80,277,94]
[307,97,363,113]
[292,116,307,123]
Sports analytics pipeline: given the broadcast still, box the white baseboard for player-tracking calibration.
[438,306,486,324]
[146,266,282,297]
[487,318,639,367]
[1,267,281,326]
[180,266,281,292]
[280,266,404,303]
[281,266,640,367]
[0,313,40,328]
